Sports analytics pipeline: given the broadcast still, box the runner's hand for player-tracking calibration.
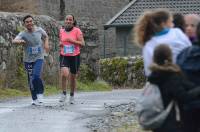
[44,44,50,53]
[65,38,75,43]
[19,39,26,44]
[59,43,64,47]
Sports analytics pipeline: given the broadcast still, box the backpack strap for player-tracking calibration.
[165,101,174,114]
[174,101,180,121]
[167,101,181,122]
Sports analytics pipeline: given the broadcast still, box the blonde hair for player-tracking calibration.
[134,9,171,47]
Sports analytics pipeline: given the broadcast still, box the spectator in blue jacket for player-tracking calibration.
[177,21,200,132]
[177,21,200,86]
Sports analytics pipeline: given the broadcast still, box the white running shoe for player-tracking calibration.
[69,96,75,104]
[37,94,44,103]
[59,94,66,102]
[31,100,40,105]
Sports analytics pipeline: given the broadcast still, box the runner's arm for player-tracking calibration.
[12,32,26,45]
[66,36,85,46]
[12,39,26,45]
[40,27,50,53]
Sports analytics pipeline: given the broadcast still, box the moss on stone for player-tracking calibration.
[16,26,25,33]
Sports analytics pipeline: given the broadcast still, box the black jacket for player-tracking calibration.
[148,63,200,132]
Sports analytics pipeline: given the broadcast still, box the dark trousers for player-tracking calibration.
[24,59,44,100]
[183,103,200,132]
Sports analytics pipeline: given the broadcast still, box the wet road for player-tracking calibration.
[0,89,141,132]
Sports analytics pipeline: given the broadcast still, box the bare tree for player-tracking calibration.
[60,0,65,20]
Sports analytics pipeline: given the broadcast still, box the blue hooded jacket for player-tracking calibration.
[177,44,200,86]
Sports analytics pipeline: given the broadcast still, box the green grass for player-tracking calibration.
[0,88,29,99]
[0,80,112,99]
[77,80,112,91]
[44,85,60,96]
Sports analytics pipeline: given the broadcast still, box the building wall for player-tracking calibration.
[116,27,141,56]
[37,0,131,58]
[0,0,37,13]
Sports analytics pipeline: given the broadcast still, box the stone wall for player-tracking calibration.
[0,12,99,88]
[99,56,146,88]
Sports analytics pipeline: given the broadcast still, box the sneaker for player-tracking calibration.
[32,100,39,105]
[59,94,66,102]
[69,96,75,104]
[37,94,44,103]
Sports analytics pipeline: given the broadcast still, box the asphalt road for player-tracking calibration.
[0,89,142,132]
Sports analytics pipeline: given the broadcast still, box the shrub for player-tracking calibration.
[78,64,97,83]
[100,57,128,86]
[131,57,146,88]
[99,56,146,88]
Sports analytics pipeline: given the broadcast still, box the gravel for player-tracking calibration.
[87,100,143,132]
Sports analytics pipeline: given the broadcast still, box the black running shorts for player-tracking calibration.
[59,54,80,74]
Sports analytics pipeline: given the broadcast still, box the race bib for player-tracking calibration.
[28,46,42,54]
[64,45,74,54]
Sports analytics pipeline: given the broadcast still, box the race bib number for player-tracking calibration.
[64,45,74,54]
[28,46,42,54]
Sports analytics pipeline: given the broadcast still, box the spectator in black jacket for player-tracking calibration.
[148,44,200,132]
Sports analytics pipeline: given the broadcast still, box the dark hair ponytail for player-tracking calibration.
[134,9,171,46]
[68,14,77,26]
[153,44,172,65]
[73,19,77,26]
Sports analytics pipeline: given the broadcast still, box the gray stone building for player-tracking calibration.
[104,0,200,57]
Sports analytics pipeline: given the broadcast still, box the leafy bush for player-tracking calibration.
[100,57,128,86]
[78,64,97,83]
[131,57,146,88]
[100,56,146,88]
[11,63,28,90]
[8,46,28,90]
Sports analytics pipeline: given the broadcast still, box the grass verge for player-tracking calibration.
[0,80,112,99]
[0,88,29,99]
[77,80,112,91]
